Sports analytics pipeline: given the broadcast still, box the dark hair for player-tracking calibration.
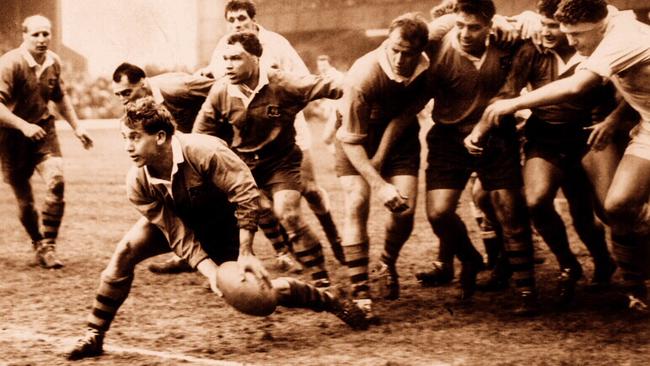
[388,12,429,50]
[226,31,263,57]
[122,97,175,137]
[454,0,496,24]
[555,0,608,25]
[113,62,146,84]
[431,0,456,19]
[536,0,561,19]
[225,0,256,19]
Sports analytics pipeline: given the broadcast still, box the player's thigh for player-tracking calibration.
[581,143,621,209]
[300,149,317,185]
[522,156,563,209]
[387,174,418,216]
[105,217,171,276]
[605,154,650,217]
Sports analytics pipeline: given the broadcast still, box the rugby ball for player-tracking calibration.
[216,261,277,316]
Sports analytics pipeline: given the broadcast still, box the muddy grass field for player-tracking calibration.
[1,122,648,366]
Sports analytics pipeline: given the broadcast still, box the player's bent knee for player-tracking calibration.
[47,176,65,200]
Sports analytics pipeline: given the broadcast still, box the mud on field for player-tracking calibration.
[1,126,648,366]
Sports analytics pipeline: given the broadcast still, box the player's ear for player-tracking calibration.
[155,130,168,145]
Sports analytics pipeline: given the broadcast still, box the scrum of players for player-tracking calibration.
[2,0,650,360]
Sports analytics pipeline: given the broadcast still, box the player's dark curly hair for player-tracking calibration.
[536,0,561,19]
[113,62,146,84]
[225,0,256,19]
[454,0,496,23]
[555,0,608,24]
[227,31,263,57]
[123,97,175,137]
[389,12,429,50]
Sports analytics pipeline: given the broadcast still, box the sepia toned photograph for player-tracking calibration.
[1,0,650,365]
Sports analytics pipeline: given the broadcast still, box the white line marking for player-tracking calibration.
[0,326,247,366]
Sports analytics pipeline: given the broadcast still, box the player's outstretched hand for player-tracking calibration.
[21,123,46,141]
[377,183,409,213]
[237,255,272,290]
[74,126,94,149]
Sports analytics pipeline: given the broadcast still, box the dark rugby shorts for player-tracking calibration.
[242,144,304,195]
[523,115,591,169]
[335,120,421,178]
[0,117,62,184]
[425,123,522,191]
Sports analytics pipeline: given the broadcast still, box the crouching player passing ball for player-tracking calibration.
[66,98,367,360]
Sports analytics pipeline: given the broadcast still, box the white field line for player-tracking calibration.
[0,326,246,366]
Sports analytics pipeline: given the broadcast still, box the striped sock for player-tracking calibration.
[258,209,290,255]
[41,200,64,245]
[87,275,133,332]
[289,225,329,282]
[343,241,370,298]
[504,230,536,293]
[274,277,333,312]
[611,233,645,288]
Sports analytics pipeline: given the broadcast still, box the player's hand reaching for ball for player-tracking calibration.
[238,254,272,290]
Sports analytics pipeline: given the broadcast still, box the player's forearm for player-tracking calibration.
[55,95,81,130]
[511,70,601,110]
[238,229,256,257]
[197,258,219,278]
[0,103,32,131]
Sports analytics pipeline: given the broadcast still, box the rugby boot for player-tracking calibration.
[148,256,195,274]
[477,254,511,292]
[275,252,304,274]
[326,293,369,330]
[67,328,104,360]
[625,285,649,315]
[34,241,64,269]
[416,261,454,287]
[557,265,583,306]
[375,261,400,300]
[587,258,617,290]
[352,287,379,324]
[458,257,485,301]
[512,290,540,316]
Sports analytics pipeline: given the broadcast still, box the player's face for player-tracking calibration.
[562,23,605,56]
[120,122,162,168]
[223,43,257,84]
[385,29,422,78]
[23,18,51,58]
[226,9,255,33]
[112,76,148,106]
[455,12,491,56]
[540,16,567,50]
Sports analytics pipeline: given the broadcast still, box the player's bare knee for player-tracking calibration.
[47,175,65,201]
[278,210,301,230]
[604,195,637,225]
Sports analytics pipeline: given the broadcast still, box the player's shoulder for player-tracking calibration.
[347,49,383,84]
[0,48,24,68]
[176,133,231,156]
